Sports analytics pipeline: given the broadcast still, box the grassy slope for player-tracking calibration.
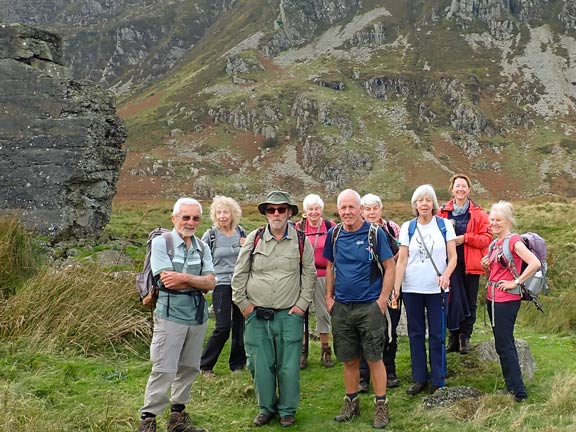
[1,200,575,430]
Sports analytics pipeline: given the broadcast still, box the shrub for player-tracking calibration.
[0,215,43,298]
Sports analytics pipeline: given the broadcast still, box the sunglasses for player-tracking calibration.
[180,215,201,222]
[265,206,288,215]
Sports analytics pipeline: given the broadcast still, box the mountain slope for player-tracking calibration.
[4,0,576,201]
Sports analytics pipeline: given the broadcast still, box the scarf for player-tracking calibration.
[452,198,470,216]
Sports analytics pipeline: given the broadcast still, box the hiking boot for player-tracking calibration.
[447,333,459,353]
[459,334,471,354]
[334,395,360,422]
[386,374,400,388]
[253,411,275,426]
[167,410,204,432]
[280,415,296,427]
[321,345,335,368]
[299,353,308,370]
[406,382,428,396]
[138,417,156,432]
[373,399,389,429]
[358,378,369,394]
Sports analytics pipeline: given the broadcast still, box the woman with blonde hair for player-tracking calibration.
[200,195,247,377]
[481,201,540,402]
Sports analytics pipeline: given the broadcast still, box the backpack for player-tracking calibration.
[408,216,447,243]
[136,228,174,309]
[206,225,247,252]
[488,232,547,311]
[252,226,306,269]
[136,228,206,310]
[331,222,397,279]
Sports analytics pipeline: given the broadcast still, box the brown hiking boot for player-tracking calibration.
[138,417,156,432]
[373,399,389,429]
[321,345,335,368]
[334,395,360,422]
[167,411,204,432]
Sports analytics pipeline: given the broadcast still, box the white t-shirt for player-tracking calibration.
[399,217,456,294]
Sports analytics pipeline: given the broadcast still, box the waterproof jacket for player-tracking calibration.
[438,199,491,275]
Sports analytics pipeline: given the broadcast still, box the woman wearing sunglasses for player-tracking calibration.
[481,201,540,402]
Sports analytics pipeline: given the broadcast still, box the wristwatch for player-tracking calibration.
[514,278,520,286]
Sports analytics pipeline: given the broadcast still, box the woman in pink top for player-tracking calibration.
[481,201,540,402]
[295,194,336,369]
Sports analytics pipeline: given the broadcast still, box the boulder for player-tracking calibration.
[0,24,126,243]
[476,338,536,380]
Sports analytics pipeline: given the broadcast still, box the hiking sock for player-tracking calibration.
[141,412,156,420]
[170,404,185,413]
[346,392,358,400]
[375,395,387,402]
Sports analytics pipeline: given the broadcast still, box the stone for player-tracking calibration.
[0,24,127,243]
[476,338,536,380]
[422,386,483,409]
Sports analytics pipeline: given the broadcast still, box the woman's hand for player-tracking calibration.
[481,255,490,273]
[437,274,450,291]
[497,279,519,291]
[455,235,465,246]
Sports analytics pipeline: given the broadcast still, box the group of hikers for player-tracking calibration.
[137,174,541,432]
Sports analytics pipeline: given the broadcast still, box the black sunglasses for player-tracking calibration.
[265,206,288,215]
[180,215,201,222]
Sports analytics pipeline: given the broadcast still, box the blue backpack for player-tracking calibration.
[408,216,447,243]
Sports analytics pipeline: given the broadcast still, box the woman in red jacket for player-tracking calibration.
[438,174,491,354]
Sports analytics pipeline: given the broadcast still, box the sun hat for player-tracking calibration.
[257,190,299,216]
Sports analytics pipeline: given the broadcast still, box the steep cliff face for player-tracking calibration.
[0,0,237,94]
[0,24,126,242]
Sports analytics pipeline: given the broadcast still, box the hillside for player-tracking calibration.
[4,0,576,202]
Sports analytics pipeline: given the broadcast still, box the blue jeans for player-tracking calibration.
[487,300,527,398]
[403,292,446,388]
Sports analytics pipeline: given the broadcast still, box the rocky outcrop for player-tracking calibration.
[265,0,362,56]
[208,100,283,140]
[0,0,237,93]
[0,24,126,243]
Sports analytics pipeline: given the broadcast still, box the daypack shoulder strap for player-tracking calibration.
[368,222,380,261]
[207,227,216,252]
[408,218,418,243]
[435,216,447,242]
[331,223,343,262]
[161,231,175,260]
[236,225,247,238]
[324,218,331,232]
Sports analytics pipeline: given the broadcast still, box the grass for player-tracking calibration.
[0,199,575,431]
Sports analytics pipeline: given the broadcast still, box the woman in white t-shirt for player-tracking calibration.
[394,185,457,396]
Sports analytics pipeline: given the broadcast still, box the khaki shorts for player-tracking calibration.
[331,301,386,362]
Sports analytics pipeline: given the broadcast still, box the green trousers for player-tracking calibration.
[244,309,303,417]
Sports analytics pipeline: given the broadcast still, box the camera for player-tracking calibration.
[255,307,275,320]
